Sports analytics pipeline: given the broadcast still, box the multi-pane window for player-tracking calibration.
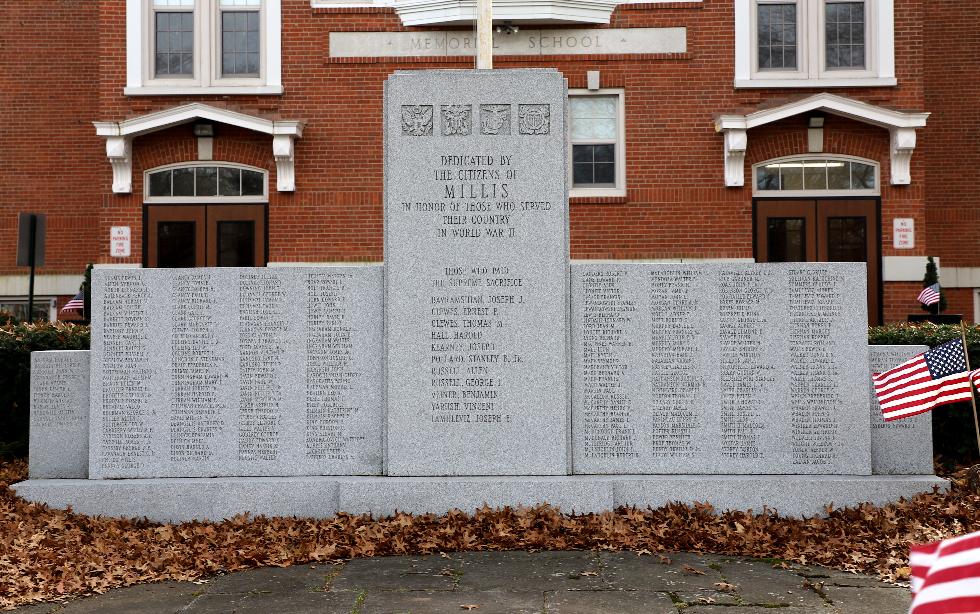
[757,4,798,70]
[570,95,620,190]
[154,0,195,77]
[147,0,263,84]
[220,0,261,76]
[755,158,878,193]
[749,0,874,79]
[147,165,266,198]
[825,1,865,69]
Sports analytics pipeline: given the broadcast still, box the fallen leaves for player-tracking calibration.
[0,459,975,610]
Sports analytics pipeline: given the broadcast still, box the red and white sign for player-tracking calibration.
[110,226,131,258]
[893,218,915,249]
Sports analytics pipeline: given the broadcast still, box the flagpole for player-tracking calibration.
[959,322,980,458]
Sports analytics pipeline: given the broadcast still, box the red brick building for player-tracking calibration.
[1,0,976,324]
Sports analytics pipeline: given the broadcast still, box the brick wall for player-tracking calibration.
[0,0,941,323]
[922,0,979,323]
[0,1,102,276]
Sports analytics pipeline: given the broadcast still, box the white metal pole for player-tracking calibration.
[477,0,492,69]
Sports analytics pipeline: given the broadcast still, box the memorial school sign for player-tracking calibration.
[329,27,687,58]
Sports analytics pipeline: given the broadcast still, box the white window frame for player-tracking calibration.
[568,88,627,199]
[752,154,880,197]
[735,0,895,88]
[0,297,57,322]
[127,0,282,95]
[143,161,269,203]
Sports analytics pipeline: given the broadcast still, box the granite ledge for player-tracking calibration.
[12,475,947,523]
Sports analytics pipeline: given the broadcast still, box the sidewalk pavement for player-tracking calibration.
[11,551,910,613]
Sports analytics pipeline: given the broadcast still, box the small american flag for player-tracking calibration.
[910,531,980,614]
[872,339,973,421]
[918,283,942,306]
[59,291,84,314]
[972,369,980,392]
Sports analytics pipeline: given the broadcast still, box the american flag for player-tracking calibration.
[918,283,942,306]
[973,369,980,392]
[910,531,980,614]
[872,339,973,421]
[59,291,84,314]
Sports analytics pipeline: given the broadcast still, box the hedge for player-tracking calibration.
[1,321,977,464]
[0,322,89,457]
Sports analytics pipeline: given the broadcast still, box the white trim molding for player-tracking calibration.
[713,92,928,187]
[0,275,86,296]
[126,0,282,96]
[95,103,305,194]
[312,0,620,25]
[942,267,980,289]
[882,256,932,282]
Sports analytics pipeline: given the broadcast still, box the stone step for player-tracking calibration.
[12,474,947,523]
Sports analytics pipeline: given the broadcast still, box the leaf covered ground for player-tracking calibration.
[1,458,976,610]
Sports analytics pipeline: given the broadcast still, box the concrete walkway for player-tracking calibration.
[12,551,910,614]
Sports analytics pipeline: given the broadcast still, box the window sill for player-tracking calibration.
[124,85,285,96]
[735,77,897,89]
[570,195,628,205]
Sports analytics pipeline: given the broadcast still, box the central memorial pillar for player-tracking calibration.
[384,69,569,476]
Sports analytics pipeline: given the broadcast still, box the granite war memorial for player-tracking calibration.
[13,69,946,522]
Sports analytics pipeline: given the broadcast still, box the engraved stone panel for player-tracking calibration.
[479,104,511,136]
[571,262,872,475]
[384,69,569,476]
[90,266,383,479]
[29,350,90,479]
[869,345,934,475]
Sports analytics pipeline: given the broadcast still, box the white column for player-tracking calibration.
[476,0,492,69]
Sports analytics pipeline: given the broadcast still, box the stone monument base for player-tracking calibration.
[12,475,946,524]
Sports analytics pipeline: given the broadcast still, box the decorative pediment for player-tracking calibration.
[94,103,305,193]
[713,93,929,187]
[316,0,621,26]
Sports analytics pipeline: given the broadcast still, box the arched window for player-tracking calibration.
[144,162,268,202]
[753,155,879,196]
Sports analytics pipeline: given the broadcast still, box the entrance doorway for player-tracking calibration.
[754,199,882,325]
[145,204,267,268]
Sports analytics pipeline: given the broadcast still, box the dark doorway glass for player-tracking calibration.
[157,221,196,268]
[826,216,867,262]
[216,221,255,267]
[766,217,806,262]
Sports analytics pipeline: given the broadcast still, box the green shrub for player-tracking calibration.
[0,322,89,458]
[870,322,980,468]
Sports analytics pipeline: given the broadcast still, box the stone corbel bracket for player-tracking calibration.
[95,103,306,194]
[722,129,747,188]
[104,135,132,194]
[272,123,304,192]
[714,93,929,188]
[889,127,916,186]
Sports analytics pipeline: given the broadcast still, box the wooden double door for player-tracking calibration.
[145,204,266,268]
[755,199,881,325]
